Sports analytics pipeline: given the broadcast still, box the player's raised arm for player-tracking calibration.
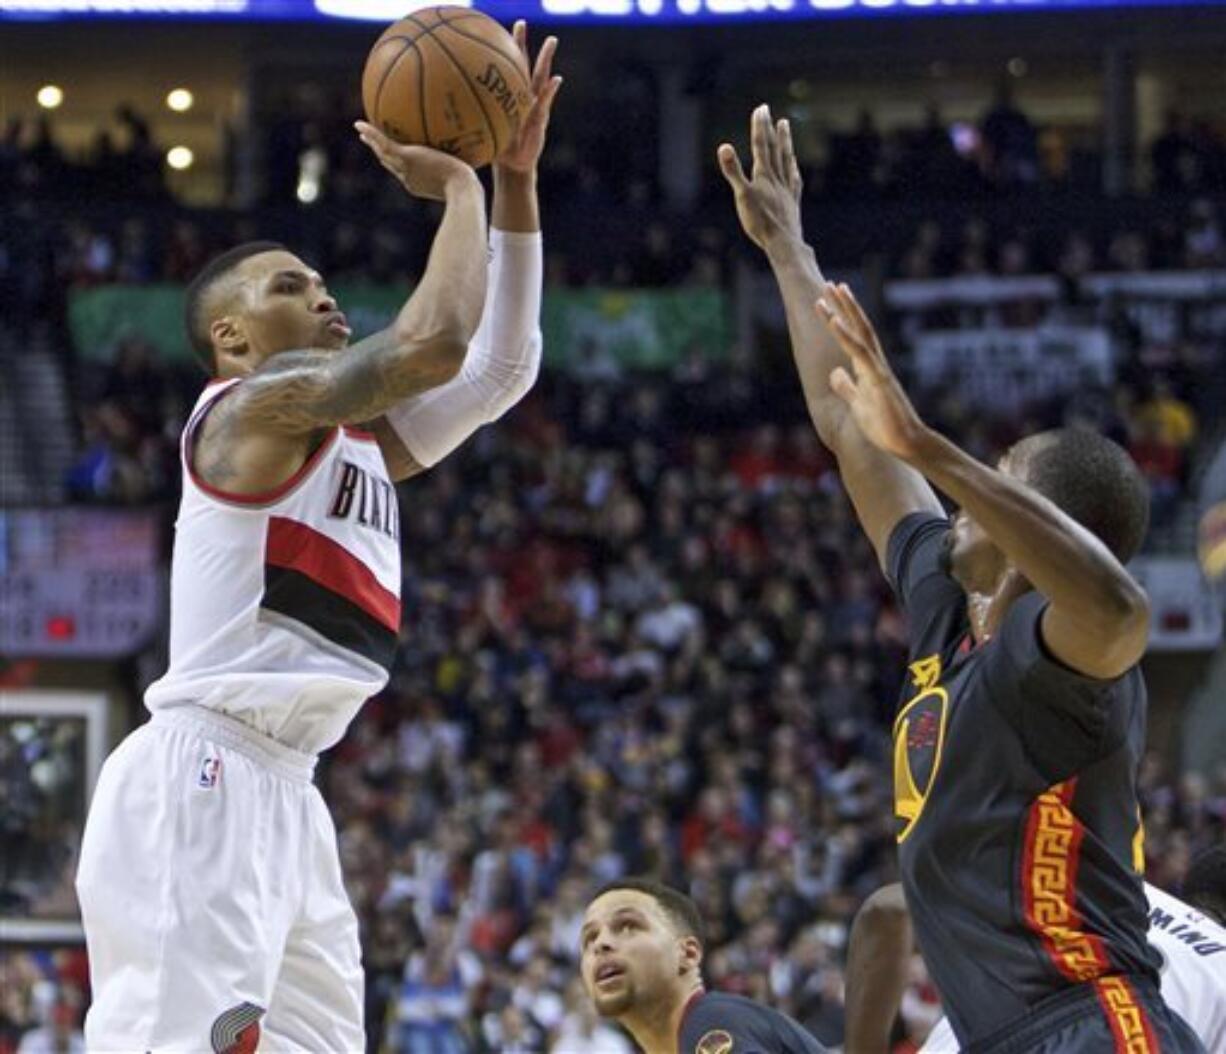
[223,139,487,436]
[719,106,942,566]
[369,21,562,481]
[820,285,1149,679]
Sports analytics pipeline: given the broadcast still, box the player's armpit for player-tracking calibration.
[226,329,467,437]
[365,416,427,483]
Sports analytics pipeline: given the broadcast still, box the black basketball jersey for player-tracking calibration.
[677,991,828,1054]
[886,513,1161,1046]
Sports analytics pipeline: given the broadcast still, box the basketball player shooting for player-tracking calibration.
[720,105,1204,1052]
[74,24,560,1054]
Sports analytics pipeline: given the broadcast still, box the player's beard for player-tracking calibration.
[592,977,637,1018]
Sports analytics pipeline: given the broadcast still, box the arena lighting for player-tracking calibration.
[37,84,64,108]
[166,145,194,170]
[166,88,194,112]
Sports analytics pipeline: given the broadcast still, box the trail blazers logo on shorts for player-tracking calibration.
[695,1030,735,1054]
[893,654,949,843]
[211,1002,264,1054]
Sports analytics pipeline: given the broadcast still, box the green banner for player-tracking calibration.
[68,284,728,370]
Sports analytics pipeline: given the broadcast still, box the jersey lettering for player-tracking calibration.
[329,460,400,540]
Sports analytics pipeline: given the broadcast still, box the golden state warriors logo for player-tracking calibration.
[696,1031,734,1054]
[894,655,949,843]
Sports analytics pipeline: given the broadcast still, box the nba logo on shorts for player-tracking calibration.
[198,755,222,789]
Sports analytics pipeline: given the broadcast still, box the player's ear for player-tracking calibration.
[211,315,249,362]
[678,935,703,976]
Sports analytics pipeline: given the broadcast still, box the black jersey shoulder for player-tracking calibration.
[678,992,828,1054]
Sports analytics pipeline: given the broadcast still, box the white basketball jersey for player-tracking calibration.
[920,882,1226,1052]
[145,379,402,754]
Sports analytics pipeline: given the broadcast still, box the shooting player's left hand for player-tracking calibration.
[495,22,562,176]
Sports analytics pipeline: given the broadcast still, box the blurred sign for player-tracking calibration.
[1131,557,1224,651]
[886,275,1062,311]
[911,325,1114,412]
[1081,269,1226,346]
[0,509,164,658]
[3,0,1223,20]
[68,284,729,369]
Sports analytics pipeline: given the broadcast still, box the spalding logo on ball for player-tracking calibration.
[362,5,532,169]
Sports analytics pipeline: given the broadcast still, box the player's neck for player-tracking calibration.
[622,982,703,1054]
[973,568,1029,642]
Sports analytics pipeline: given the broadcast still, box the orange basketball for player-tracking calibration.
[361,6,532,170]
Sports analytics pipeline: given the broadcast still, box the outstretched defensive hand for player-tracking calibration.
[496,21,563,176]
[718,103,804,253]
[819,283,930,461]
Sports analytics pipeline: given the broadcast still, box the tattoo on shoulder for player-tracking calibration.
[226,332,412,433]
[194,395,242,487]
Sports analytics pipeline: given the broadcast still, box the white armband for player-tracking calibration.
[386,228,543,468]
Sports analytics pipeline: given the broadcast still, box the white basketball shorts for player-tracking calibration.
[75,705,365,1053]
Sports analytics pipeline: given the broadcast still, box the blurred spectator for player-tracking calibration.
[980,82,1040,187]
[15,999,84,1054]
[388,915,478,1054]
[549,979,633,1053]
[1134,378,1198,452]
[1151,110,1199,194]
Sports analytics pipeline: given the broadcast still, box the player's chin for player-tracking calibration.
[319,330,351,351]
[591,984,634,1018]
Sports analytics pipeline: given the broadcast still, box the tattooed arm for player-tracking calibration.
[195,155,487,496]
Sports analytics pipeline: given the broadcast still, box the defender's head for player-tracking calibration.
[184,242,352,376]
[946,428,1150,594]
[580,878,705,1020]
[1183,845,1226,927]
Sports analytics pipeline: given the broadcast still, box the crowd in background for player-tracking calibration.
[1,331,1219,1051]
[3,91,1226,320]
[3,76,1226,1054]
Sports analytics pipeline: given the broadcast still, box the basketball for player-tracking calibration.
[361,6,532,170]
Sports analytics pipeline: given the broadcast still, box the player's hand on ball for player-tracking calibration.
[496,21,563,175]
[719,104,804,254]
[355,121,480,201]
[819,283,929,461]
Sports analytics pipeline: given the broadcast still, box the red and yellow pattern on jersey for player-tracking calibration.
[1021,778,1112,983]
[1094,976,1160,1053]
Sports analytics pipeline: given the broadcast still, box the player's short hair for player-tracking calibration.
[593,878,707,947]
[1182,845,1226,927]
[184,241,286,374]
[1008,428,1150,563]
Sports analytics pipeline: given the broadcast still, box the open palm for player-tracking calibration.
[496,21,562,175]
[819,283,929,461]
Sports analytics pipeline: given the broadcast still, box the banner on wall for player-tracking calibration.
[68,285,729,371]
[911,325,1114,411]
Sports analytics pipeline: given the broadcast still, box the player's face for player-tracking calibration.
[579,891,693,1019]
[233,251,352,360]
[946,508,998,591]
[946,453,1020,592]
